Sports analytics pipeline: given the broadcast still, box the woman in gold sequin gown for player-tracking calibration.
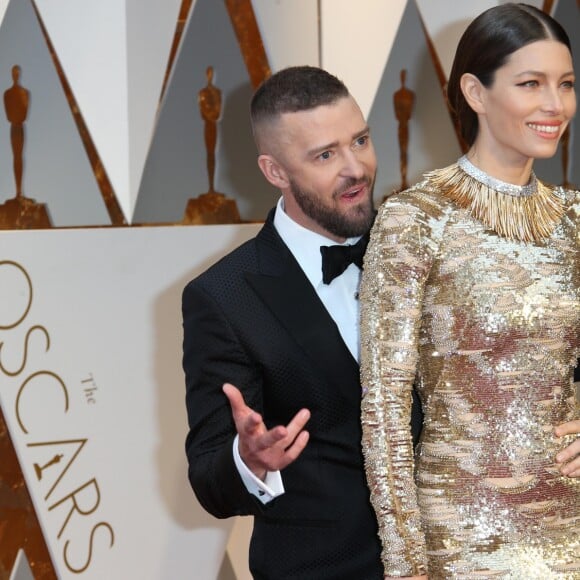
[360,4,579,579]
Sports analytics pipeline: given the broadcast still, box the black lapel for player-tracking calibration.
[246,212,360,392]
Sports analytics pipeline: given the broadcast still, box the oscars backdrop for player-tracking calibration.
[0,1,578,579]
[0,225,259,580]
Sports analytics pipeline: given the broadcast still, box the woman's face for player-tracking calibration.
[473,39,576,166]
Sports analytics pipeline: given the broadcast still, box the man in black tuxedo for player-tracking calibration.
[182,66,580,579]
[182,66,414,579]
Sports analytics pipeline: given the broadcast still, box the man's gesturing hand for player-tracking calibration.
[223,383,311,480]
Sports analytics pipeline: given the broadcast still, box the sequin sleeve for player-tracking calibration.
[566,187,580,235]
[360,190,443,576]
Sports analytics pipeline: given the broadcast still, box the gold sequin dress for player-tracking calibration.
[360,158,580,579]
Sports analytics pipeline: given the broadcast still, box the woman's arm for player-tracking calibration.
[360,196,437,576]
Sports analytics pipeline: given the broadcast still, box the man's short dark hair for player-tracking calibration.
[250,66,349,127]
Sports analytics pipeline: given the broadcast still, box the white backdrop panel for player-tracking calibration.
[414,0,543,79]
[0,223,260,579]
[0,0,7,25]
[321,0,407,119]
[0,0,110,227]
[251,0,319,71]
[35,0,131,221]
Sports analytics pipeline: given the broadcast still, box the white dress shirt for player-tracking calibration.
[234,197,363,503]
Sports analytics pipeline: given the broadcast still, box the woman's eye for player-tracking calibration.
[518,80,539,88]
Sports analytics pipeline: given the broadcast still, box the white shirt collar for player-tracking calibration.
[273,197,361,288]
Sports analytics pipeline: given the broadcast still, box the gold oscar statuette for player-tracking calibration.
[0,65,51,229]
[393,69,415,193]
[183,66,241,225]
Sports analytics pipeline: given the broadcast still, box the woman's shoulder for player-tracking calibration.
[562,186,580,228]
[378,164,459,217]
[545,182,580,217]
[537,180,579,204]
[562,185,580,205]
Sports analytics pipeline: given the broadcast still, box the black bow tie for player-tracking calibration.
[320,232,369,285]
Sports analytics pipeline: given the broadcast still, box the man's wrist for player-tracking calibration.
[232,435,284,503]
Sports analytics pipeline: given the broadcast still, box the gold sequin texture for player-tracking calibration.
[360,165,580,578]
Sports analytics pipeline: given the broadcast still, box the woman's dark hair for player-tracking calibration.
[447,3,572,147]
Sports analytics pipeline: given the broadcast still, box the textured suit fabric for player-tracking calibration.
[182,209,410,579]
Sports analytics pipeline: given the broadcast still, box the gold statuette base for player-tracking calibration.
[0,196,52,229]
[182,192,241,225]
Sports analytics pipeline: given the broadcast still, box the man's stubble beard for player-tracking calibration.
[289,176,376,239]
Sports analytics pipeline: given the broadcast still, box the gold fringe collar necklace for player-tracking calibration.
[427,155,564,243]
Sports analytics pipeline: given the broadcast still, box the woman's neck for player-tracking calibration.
[466,147,535,186]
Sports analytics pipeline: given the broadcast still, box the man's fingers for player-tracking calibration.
[240,411,311,472]
[223,383,258,426]
[239,409,265,435]
[253,425,288,449]
[254,429,310,472]
[279,430,310,468]
[226,393,311,472]
[223,383,267,442]
[222,382,245,410]
[256,409,310,452]
[285,409,311,440]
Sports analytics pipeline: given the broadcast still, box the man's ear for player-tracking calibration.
[257,154,289,189]
[460,72,486,114]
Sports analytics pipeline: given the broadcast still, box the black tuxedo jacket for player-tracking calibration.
[182,210,422,579]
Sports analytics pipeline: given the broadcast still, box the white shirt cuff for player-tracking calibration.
[232,435,285,504]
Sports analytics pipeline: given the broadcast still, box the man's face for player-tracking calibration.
[265,96,377,241]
